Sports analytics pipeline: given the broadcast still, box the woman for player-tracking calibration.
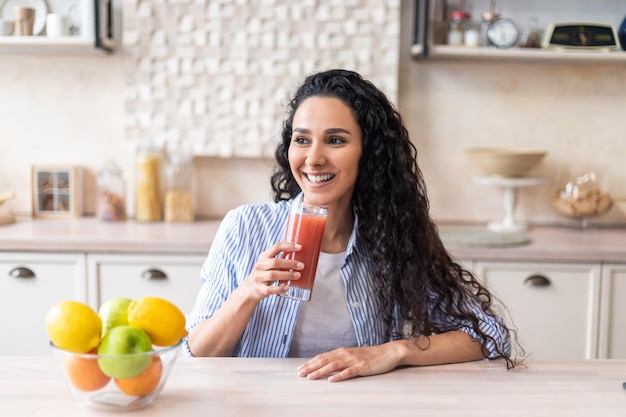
[184,69,517,382]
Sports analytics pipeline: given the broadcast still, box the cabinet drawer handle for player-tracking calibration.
[524,274,551,288]
[8,266,36,279]
[141,268,168,281]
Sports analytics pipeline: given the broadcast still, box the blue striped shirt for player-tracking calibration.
[182,199,511,358]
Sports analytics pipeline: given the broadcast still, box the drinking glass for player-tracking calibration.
[279,201,327,301]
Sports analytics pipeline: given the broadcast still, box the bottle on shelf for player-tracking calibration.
[430,0,449,45]
[480,11,500,46]
[464,20,480,47]
[164,152,196,223]
[479,0,500,46]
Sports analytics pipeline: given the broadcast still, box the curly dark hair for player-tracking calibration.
[271,69,519,368]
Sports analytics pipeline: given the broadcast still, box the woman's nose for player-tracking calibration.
[306,142,326,166]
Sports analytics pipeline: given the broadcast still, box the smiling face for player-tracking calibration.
[288,96,363,213]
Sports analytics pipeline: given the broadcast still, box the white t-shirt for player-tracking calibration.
[288,251,358,358]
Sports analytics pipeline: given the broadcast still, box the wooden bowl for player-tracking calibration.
[466,148,547,178]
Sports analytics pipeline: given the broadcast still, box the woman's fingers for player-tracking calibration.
[297,345,398,382]
[256,242,303,282]
[263,241,302,260]
[242,242,303,301]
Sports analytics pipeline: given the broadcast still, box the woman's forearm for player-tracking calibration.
[396,330,484,367]
[187,286,259,357]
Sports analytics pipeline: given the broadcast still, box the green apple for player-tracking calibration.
[99,297,132,337]
[97,325,153,379]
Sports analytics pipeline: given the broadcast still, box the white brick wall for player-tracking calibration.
[123,0,400,157]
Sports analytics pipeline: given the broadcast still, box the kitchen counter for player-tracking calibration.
[0,216,220,255]
[1,357,625,417]
[438,224,626,263]
[1,216,626,263]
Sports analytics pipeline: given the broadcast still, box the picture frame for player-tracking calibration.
[31,166,83,218]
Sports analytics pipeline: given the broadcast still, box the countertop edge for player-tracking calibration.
[1,217,626,263]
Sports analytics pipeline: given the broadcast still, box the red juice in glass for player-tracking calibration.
[281,201,327,301]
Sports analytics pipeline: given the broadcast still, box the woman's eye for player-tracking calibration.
[293,136,308,145]
[328,136,345,145]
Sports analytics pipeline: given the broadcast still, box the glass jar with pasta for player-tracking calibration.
[164,152,195,223]
[134,143,164,222]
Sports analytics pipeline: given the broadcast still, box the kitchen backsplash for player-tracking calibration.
[0,0,625,226]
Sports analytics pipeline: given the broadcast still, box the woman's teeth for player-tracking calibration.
[306,174,334,183]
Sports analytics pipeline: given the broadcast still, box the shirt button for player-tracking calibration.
[363,342,370,347]
[351,301,361,308]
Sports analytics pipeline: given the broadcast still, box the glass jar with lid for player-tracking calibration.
[164,152,195,223]
[448,10,471,45]
[97,161,126,221]
[134,142,164,222]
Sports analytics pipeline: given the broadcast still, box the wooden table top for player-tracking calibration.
[1,357,625,417]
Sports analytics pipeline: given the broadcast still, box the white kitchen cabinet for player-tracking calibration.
[475,261,601,360]
[598,263,626,359]
[87,253,206,315]
[0,250,205,356]
[0,252,87,356]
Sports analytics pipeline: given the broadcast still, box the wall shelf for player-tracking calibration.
[411,43,626,63]
[0,0,114,54]
[411,0,626,64]
[0,36,99,53]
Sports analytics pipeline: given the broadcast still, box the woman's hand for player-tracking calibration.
[297,332,484,382]
[240,242,304,302]
[297,343,403,382]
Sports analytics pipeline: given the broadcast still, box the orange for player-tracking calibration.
[64,349,111,392]
[114,355,163,396]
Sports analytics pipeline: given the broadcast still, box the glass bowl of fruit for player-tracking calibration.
[46,297,188,411]
[50,337,182,411]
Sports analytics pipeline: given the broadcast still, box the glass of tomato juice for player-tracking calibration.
[280,200,327,301]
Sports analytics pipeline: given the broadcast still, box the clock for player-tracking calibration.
[486,17,520,49]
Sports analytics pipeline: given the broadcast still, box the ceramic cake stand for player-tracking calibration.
[473,175,547,233]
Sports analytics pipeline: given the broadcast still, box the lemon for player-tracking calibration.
[46,300,102,353]
[127,296,187,346]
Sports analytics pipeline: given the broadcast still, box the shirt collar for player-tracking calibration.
[346,215,371,260]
